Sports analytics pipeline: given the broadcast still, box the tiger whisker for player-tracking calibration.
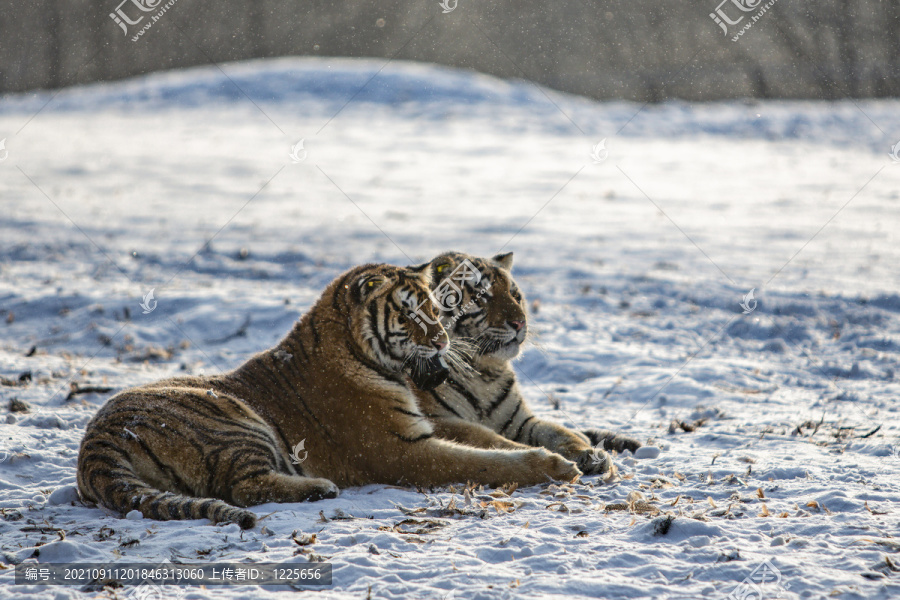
[444,348,475,375]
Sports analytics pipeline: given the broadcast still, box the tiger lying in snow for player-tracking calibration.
[411,251,641,473]
[77,263,579,528]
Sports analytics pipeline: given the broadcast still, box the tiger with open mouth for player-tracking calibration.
[77,262,579,528]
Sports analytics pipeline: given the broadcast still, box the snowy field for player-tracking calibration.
[1,57,900,599]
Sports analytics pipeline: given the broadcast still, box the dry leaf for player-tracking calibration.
[756,488,765,499]
[865,501,888,515]
[545,502,569,513]
[759,504,770,517]
[602,463,620,483]
[292,531,317,546]
[633,501,660,515]
[396,505,427,516]
[626,491,645,504]
[392,519,448,535]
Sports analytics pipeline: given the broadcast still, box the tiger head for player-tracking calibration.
[342,263,451,390]
[424,251,527,362]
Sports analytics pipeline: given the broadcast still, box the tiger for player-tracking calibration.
[410,251,641,476]
[77,263,580,529]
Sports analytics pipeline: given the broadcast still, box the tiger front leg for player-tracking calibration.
[430,417,530,450]
[519,418,613,476]
[377,437,581,488]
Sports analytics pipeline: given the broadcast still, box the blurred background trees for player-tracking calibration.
[1,0,898,99]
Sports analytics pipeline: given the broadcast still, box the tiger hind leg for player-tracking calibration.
[77,449,257,529]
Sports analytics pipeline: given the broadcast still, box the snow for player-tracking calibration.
[1,56,900,599]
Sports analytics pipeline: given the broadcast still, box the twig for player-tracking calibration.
[858,424,882,439]
[65,384,113,401]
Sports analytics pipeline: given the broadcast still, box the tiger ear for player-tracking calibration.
[407,262,433,285]
[492,252,514,270]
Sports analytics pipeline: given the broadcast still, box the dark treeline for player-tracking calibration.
[1,0,898,100]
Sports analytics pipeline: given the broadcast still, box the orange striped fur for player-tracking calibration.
[78,262,579,528]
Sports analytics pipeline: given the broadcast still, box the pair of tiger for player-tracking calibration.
[77,252,639,529]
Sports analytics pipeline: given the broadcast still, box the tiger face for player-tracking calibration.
[426,252,527,361]
[345,264,450,389]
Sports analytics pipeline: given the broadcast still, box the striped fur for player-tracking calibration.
[78,263,580,529]
[413,252,641,475]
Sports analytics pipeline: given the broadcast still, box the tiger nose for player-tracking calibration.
[508,320,526,331]
[432,339,449,354]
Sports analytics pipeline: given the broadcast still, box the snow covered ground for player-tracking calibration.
[1,57,900,599]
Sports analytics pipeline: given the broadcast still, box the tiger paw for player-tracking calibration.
[306,479,340,501]
[582,428,642,454]
[526,448,581,483]
[575,446,613,475]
